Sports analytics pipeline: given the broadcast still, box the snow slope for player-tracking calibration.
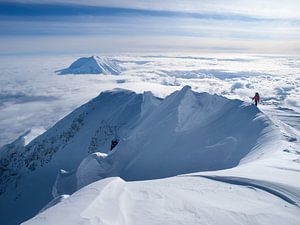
[1,86,300,225]
[57,56,123,75]
[23,107,300,225]
[23,173,300,225]
[0,89,161,225]
[54,86,280,190]
[22,106,300,225]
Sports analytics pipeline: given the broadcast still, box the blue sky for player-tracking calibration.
[0,0,299,55]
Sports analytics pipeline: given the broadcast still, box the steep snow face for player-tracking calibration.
[54,86,281,196]
[176,87,229,131]
[57,56,123,75]
[0,87,283,225]
[104,86,279,181]
[141,91,162,117]
[0,89,160,225]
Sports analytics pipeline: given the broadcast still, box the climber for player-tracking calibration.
[252,92,260,106]
[110,138,119,151]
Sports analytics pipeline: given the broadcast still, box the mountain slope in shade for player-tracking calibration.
[54,86,282,194]
[0,89,160,225]
[57,56,123,75]
[1,86,298,225]
[23,85,300,225]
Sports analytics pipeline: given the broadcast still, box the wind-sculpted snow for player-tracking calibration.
[99,87,279,181]
[23,175,300,225]
[53,86,281,194]
[0,86,297,225]
[57,56,123,75]
[197,175,300,207]
[0,89,158,225]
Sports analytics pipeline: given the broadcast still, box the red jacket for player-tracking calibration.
[252,94,260,102]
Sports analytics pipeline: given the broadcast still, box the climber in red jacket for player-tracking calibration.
[252,92,260,106]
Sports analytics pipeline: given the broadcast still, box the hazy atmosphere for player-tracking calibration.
[1,0,300,54]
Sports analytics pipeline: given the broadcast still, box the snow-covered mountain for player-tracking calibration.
[0,88,159,225]
[1,86,299,225]
[57,56,123,75]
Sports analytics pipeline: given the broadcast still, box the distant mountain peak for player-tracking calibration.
[56,56,123,75]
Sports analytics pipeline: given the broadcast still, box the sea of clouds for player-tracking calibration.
[0,53,299,147]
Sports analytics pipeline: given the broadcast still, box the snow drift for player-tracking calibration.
[24,174,300,225]
[57,56,123,75]
[0,86,282,225]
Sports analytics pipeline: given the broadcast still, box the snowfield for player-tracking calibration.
[23,174,300,225]
[0,54,299,225]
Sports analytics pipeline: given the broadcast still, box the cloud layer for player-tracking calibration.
[0,53,299,147]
